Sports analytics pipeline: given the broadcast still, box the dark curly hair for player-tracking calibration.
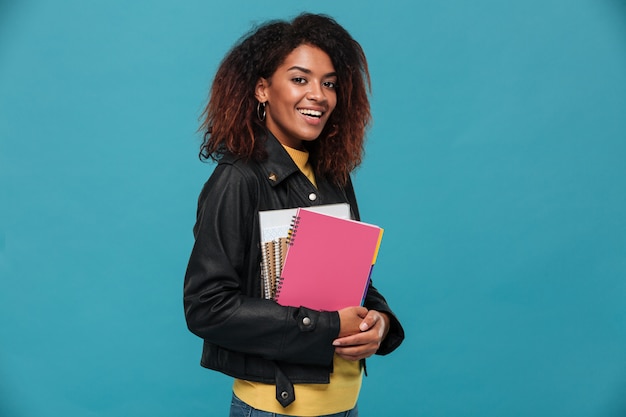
[199,13,371,185]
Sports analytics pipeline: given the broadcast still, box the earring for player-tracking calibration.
[257,101,266,122]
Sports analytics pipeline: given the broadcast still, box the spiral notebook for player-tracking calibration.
[275,208,384,311]
[258,204,350,300]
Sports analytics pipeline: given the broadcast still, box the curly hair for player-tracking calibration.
[199,13,371,185]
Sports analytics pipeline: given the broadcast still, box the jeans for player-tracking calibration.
[229,393,359,417]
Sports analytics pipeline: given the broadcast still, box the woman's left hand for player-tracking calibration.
[332,310,390,361]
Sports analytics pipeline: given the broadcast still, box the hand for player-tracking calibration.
[333,310,389,361]
[337,306,369,337]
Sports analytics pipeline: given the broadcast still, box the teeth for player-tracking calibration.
[298,109,322,117]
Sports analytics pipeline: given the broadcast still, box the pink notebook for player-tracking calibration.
[275,208,384,311]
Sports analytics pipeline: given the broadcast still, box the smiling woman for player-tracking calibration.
[254,44,338,149]
[183,12,404,417]
[197,13,374,186]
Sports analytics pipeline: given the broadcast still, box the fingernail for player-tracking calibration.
[360,323,368,331]
[333,340,341,346]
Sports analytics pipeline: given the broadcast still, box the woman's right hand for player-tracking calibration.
[337,306,369,337]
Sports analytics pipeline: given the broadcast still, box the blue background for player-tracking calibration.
[1,1,625,416]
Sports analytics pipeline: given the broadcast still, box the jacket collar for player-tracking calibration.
[258,132,302,188]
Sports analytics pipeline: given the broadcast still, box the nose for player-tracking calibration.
[306,82,326,102]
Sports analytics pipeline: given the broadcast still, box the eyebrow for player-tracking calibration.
[287,66,337,78]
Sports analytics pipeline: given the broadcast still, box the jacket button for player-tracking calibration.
[281,391,289,399]
[308,193,317,201]
[302,317,311,326]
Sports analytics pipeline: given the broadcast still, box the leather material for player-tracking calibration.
[184,134,404,407]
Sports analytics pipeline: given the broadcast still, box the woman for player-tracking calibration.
[184,13,404,417]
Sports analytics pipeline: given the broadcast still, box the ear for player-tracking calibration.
[254,78,269,102]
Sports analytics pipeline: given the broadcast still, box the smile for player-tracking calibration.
[298,108,323,118]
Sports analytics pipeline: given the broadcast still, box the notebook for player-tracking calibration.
[275,208,384,311]
[258,204,351,300]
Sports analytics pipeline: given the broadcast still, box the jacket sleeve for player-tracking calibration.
[183,163,339,367]
[363,283,405,355]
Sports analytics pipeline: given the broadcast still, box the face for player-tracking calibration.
[255,44,337,149]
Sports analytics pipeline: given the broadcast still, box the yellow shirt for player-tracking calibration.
[233,355,362,416]
[281,144,317,188]
[232,144,362,416]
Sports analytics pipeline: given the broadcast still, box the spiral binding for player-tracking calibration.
[275,276,284,298]
[260,237,290,300]
[274,241,286,300]
[273,239,282,298]
[275,215,301,300]
[286,215,301,246]
[260,240,272,299]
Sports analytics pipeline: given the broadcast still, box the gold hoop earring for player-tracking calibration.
[257,101,266,122]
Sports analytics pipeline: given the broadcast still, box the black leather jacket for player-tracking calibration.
[183,134,404,407]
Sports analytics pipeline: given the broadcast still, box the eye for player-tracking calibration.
[292,77,307,84]
[323,81,337,89]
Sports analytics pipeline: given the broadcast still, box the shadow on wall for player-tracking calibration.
[597,4,625,406]
[606,3,626,412]
[0,0,18,59]
[0,0,16,25]
[607,378,626,417]
[608,0,626,33]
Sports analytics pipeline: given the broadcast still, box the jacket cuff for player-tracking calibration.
[280,307,340,366]
[377,311,405,355]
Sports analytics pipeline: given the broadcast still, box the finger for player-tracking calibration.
[332,335,360,347]
[335,347,364,361]
[333,329,378,347]
[336,351,363,362]
[359,311,381,331]
[335,345,377,361]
